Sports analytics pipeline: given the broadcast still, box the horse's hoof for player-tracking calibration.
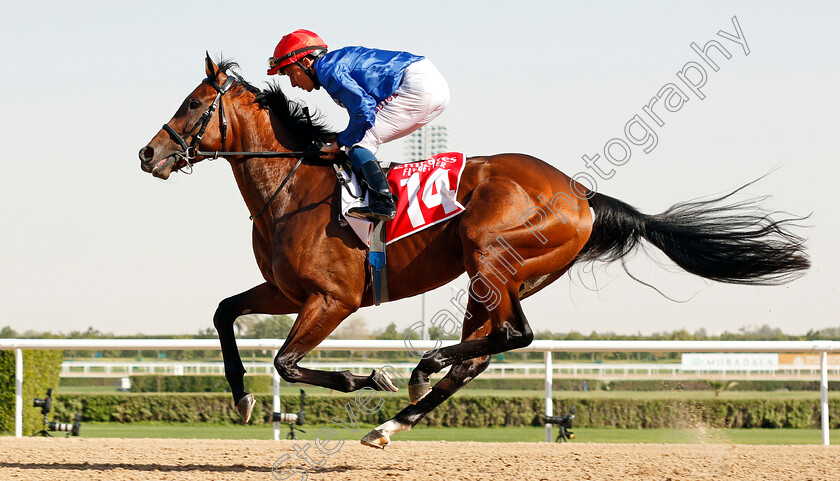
[372,369,399,392]
[236,393,256,424]
[408,382,431,404]
[360,428,390,449]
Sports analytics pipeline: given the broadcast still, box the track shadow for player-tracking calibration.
[317,464,411,473]
[0,462,412,474]
[0,462,272,473]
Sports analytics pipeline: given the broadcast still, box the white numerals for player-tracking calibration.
[400,168,459,228]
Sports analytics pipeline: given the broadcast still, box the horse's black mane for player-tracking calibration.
[214,58,334,150]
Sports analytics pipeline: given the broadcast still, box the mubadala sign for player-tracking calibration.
[681,353,779,371]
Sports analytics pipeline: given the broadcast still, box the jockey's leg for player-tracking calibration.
[345,59,449,223]
[345,147,397,221]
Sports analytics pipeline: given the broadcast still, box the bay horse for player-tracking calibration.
[138,55,809,448]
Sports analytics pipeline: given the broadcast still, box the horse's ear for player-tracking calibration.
[205,51,219,78]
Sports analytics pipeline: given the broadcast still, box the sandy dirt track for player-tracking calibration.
[1,438,838,481]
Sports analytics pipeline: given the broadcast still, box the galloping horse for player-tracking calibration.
[139,56,809,448]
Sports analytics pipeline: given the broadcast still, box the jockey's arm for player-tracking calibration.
[319,66,377,147]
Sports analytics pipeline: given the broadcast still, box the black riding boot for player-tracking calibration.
[347,161,397,221]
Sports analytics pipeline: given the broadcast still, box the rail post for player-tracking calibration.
[545,350,552,442]
[15,348,23,438]
[820,351,829,446]
[273,355,281,441]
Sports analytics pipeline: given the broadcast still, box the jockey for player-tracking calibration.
[268,29,450,221]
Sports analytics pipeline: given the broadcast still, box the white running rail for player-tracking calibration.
[2,339,837,444]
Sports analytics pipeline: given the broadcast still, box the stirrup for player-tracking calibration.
[346,202,396,221]
[347,192,396,221]
[346,208,395,222]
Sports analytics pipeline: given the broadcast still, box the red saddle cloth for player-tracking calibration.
[385,152,467,244]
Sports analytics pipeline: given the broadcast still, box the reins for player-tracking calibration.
[248,157,304,221]
[161,70,327,221]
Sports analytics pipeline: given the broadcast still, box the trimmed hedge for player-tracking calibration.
[51,393,840,429]
[0,350,63,435]
[130,375,273,394]
[60,375,839,394]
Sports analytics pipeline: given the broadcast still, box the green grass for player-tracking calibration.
[73,422,839,445]
[454,390,840,400]
[57,385,122,394]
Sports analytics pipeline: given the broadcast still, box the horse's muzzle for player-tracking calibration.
[139,145,178,179]
[139,146,155,173]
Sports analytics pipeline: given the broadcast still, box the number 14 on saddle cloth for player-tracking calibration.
[341,152,467,246]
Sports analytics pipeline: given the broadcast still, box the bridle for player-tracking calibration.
[161,71,326,220]
[162,74,238,171]
[162,72,323,165]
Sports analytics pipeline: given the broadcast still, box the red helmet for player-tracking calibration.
[267,29,328,75]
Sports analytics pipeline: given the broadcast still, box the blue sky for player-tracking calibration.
[1,1,838,336]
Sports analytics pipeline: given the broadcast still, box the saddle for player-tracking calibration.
[324,152,468,306]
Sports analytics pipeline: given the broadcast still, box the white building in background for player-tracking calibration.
[404,125,448,163]
[403,124,448,341]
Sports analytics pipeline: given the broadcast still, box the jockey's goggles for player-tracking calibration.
[268,56,286,74]
[268,46,327,75]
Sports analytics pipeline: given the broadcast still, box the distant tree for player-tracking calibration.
[239,315,294,338]
[427,325,446,341]
[375,322,401,340]
[0,326,18,338]
[565,330,585,341]
[330,317,371,340]
[668,329,693,341]
[373,322,403,360]
[68,327,108,339]
[195,327,217,339]
[806,327,840,340]
[330,317,371,361]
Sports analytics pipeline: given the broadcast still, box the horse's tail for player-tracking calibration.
[576,183,810,285]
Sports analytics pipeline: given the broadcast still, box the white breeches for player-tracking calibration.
[353,58,450,154]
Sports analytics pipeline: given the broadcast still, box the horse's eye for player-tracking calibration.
[189,99,201,109]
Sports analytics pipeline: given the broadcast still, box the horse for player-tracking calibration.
[138,55,809,448]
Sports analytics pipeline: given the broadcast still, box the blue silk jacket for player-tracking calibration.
[314,46,424,147]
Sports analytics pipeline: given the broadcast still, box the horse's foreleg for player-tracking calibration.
[273,293,398,393]
[214,282,298,422]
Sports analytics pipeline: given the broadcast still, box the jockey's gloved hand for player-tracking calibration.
[320,142,340,160]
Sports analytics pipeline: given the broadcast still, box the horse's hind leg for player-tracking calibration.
[214,282,299,423]
[361,174,590,447]
[361,243,539,448]
[361,283,530,448]
[361,299,492,448]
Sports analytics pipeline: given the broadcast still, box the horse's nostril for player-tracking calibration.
[139,146,154,162]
